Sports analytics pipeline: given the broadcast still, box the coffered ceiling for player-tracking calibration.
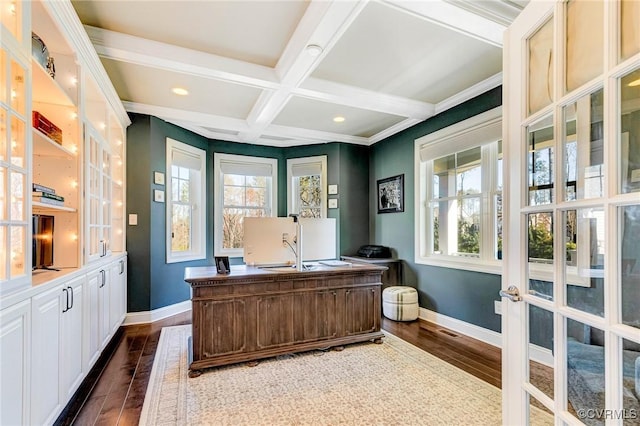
[71,0,527,147]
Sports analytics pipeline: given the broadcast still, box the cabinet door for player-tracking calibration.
[31,286,64,426]
[0,300,31,426]
[84,269,101,369]
[60,276,84,402]
[108,258,126,334]
[99,267,111,348]
[344,287,379,335]
[292,290,338,342]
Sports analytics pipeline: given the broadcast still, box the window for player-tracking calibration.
[214,153,277,257]
[166,138,206,263]
[415,107,502,274]
[287,155,327,218]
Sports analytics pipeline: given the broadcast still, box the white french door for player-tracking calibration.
[503,0,640,425]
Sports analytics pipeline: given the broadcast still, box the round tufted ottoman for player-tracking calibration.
[382,286,419,321]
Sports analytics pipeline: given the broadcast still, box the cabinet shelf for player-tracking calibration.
[32,201,76,213]
[33,128,76,157]
[32,60,75,107]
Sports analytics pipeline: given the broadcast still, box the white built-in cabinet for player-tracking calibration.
[1,1,130,425]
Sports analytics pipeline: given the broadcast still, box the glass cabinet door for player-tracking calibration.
[86,126,111,261]
[0,44,28,289]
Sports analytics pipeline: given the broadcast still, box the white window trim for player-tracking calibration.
[214,153,278,258]
[286,155,327,218]
[414,106,503,275]
[166,138,207,264]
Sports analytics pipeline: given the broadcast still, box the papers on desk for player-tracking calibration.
[319,260,351,267]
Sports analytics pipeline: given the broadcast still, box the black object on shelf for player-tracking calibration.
[356,245,391,259]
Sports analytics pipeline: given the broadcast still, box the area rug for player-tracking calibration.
[139,325,550,425]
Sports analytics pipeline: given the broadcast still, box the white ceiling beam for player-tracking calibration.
[239,0,369,142]
[264,124,370,145]
[123,101,250,132]
[368,118,425,144]
[382,0,507,47]
[296,77,435,119]
[444,0,525,26]
[84,25,280,90]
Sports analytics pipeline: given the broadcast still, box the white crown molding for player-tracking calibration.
[382,0,507,47]
[444,0,525,26]
[434,72,503,114]
[368,118,424,144]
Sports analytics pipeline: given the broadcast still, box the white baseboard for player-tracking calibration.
[124,300,192,325]
[419,307,502,348]
[418,307,554,367]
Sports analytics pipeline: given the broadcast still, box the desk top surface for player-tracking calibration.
[184,263,387,283]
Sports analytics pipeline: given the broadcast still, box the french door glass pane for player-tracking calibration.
[0,168,4,220]
[528,116,554,206]
[0,50,5,105]
[620,205,640,329]
[621,338,640,422]
[620,0,640,61]
[10,171,23,221]
[566,319,606,424]
[528,394,554,425]
[495,194,503,260]
[563,89,604,201]
[528,18,554,115]
[528,212,554,301]
[564,208,605,317]
[0,108,6,162]
[529,304,554,400]
[566,0,603,93]
[621,68,640,194]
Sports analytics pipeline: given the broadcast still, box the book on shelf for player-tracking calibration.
[32,192,64,202]
[33,196,64,207]
[33,183,56,194]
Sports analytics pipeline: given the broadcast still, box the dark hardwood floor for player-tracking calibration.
[62,313,502,425]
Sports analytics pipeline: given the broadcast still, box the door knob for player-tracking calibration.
[499,285,522,302]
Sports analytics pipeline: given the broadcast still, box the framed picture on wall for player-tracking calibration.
[377,174,404,214]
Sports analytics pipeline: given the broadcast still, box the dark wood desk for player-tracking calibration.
[184,264,386,376]
[340,256,402,290]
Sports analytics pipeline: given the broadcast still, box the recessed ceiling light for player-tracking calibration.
[628,78,640,87]
[333,116,345,123]
[306,44,323,57]
[172,87,189,96]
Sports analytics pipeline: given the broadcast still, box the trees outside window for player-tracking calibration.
[287,156,327,218]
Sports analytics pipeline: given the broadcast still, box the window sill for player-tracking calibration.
[415,255,502,275]
[166,253,206,264]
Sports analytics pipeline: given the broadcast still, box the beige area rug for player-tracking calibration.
[139,325,551,425]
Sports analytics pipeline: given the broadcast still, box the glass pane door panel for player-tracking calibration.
[0,169,4,220]
[566,319,606,424]
[0,226,5,281]
[0,108,6,162]
[620,205,640,329]
[9,171,23,221]
[529,394,554,425]
[621,68,640,194]
[0,1,21,39]
[0,49,5,104]
[90,227,98,255]
[528,211,554,301]
[528,116,554,206]
[621,338,640,423]
[9,59,25,115]
[564,208,605,317]
[90,196,98,224]
[495,194,503,260]
[566,0,603,93]
[529,304,555,400]
[528,18,554,115]
[10,115,24,168]
[563,89,604,201]
[10,225,24,276]
[620,0,640,61]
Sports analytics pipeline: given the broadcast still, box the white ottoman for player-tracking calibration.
[382,286,419,321]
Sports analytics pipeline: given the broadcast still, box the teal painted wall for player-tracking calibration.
[369,86,504,332]
[126,118,371,311]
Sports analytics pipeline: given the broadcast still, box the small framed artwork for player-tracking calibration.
[154,171,165,185]
[154,189,165,203]
[328,199,338,209]
[377,174,404,214]
[328,184,338,195]
[215,256,230,274]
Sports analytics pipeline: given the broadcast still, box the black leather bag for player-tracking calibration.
[356,245,391,258]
